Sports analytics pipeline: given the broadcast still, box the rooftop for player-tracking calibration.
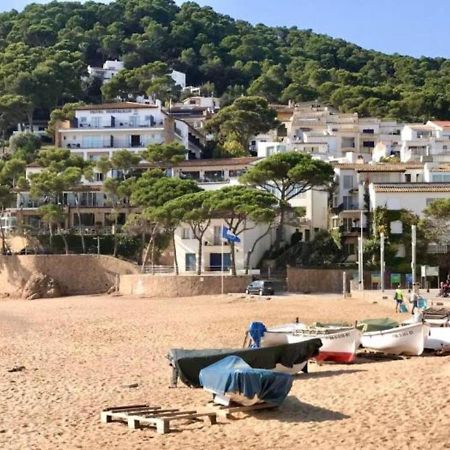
[76,102,159,111]
[430,120,450,130]
[406,124,434,131]
[373,183,450,193]
[334,163,423,172]
[177,157,261,168]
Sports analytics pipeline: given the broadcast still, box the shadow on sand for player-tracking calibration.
[254,396,350,423]
[298,368,366,379]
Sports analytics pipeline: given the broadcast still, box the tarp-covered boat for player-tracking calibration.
[199,356,293,406]
[360,322,427,356]
[260,324,362,363]
[422,307,450,327]
[357,318,399,333]
[168,339,322,388]
[425,327,450,350]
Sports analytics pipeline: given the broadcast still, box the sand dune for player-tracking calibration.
[1,293,449,450]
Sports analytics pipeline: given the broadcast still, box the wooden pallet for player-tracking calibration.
[211,402,278,419]
[101,404,217,434]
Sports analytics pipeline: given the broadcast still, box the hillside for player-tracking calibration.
[1,0,449,123]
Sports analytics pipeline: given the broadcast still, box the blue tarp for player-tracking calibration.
[199,356,293,406]
[248,321,267,348]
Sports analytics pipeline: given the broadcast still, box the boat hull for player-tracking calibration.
[361,323,427,356]
[262,326,361,363]
[424,327,450,350]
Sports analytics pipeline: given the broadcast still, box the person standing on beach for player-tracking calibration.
[410,283,420,314]
[394,284,404,312]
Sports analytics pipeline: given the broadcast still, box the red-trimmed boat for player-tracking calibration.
[261,323,362,363]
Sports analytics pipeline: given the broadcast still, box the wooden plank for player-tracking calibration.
[214,402,277,418]
[103,404,151,412]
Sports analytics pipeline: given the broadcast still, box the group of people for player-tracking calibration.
[394,284,422,314]
[439,279,450,297]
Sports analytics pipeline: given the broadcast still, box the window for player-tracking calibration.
[342,218,353,232]
[432,174,450,182]
[362,129,374,134]
[213,226,222,245]
[396,244,406,258]
[343,196,354,209]
[405,174,411,183]
[96,172,104,182]
[185,253,196,271]
[343,175,354,189]
[342,137,355,148]
[390,220,403,234]
[344,243,356,255]
[362,141,375,148]
[181,228,193,239]
[229,169,245,177]
[81,135,103,148]
[74,213,95,226]
[129,116,138,127]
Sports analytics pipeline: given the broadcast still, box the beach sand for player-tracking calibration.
[1,292,449,450]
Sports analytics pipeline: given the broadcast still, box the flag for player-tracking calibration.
[222,226,241,243]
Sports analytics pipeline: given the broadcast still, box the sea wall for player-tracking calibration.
[119,274,252,297]
[287,267,351,294]
[0,255,139,296]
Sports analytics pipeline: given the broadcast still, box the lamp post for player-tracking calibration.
[411,225,417,287]
[359,210,364,290]
[380,232,385,292]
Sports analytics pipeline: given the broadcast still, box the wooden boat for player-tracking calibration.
[360,322,427,356]
[425,327,450,350]
[168,338,321,387]
[199,356,293,407]
[261,324,362,363]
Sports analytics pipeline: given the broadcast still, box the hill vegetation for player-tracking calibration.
[1,0,450,126]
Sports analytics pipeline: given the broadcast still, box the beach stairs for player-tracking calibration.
[100,404,217,434]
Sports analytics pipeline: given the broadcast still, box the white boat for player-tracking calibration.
[425,327,450,350]
[262,324,362,363]
[360,322,427,356]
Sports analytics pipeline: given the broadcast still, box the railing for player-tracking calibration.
[427,243,449,254]
[143,265,175,274]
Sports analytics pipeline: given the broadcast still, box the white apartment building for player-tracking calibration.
[331,162,424,260]
[54,101,203,161]
[175,220,274,274]
[87,60,124,82]
[253,103,402,161]
[87,60,186,88]
[55,102,167,159]
[400,121,450,163]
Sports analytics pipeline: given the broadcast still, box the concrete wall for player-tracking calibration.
[287,267,351,294]
[0,255,138,297]
[119,274,252,298]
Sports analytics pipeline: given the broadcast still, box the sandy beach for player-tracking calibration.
[1,292,449,450]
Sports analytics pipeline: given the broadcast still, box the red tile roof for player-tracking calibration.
[373,183,450,193]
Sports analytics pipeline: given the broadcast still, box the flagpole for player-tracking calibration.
[221,224,224,296]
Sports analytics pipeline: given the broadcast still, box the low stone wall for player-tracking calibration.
[287,267,351,294]
[119,274,252,298]
[0,255,139,297]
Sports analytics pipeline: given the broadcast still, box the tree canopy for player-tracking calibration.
[205,96,279,154]
[0,0,449,132]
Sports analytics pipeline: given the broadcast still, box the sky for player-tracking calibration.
[1,0,450,58]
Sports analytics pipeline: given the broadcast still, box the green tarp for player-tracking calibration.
[168,339,322,388]
[356,318,399,333]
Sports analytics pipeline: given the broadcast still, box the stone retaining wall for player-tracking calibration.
[119,274,252,297]
[287,267,351,294]
[0,255,138,297]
